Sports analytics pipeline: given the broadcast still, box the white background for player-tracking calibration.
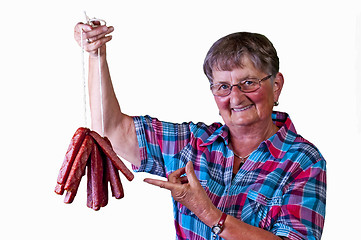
[1,0,360,239]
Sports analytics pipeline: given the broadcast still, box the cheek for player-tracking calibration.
[214,97,229,111]
[250,88,274,110]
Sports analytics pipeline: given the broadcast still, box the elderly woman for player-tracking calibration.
[74,23,326,240]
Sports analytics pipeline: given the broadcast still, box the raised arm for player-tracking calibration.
[74,23,141,167]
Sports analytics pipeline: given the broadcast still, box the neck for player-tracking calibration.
[229,118,278,157]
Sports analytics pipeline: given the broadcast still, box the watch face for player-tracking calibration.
[212,226,221,234]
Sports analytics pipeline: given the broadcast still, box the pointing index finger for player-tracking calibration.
[143,178,175,190]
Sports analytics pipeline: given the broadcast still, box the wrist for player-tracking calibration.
[212,212,228,236]
[89,46,107,59]
[200,205,223,228]
[89,51,106,59]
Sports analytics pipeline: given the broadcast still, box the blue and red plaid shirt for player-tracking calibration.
[132,111,326,240]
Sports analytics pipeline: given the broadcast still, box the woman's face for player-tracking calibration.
[212,58,283,129]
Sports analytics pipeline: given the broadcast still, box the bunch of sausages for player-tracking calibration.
[54,127,134,210]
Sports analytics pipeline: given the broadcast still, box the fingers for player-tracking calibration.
[74,22,114,55]
[185,161,202,187]
[168,167,186,183]
[83,25,114,43]
[75,22,92,32]
[143,178,175,190]
[179,176,189,184]
[144,162,196,190]
[85,35,113,55]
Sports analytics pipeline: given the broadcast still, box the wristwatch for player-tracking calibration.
[211,212,227,235]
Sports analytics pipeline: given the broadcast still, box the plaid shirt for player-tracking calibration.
[132,111,326,240]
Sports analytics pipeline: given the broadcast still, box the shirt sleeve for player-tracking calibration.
[132,115,191,177]
[272,155,327,240]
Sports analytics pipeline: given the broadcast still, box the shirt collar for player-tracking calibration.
[200,111,298,159]
[199,125,230,147]
[264,111,298,159]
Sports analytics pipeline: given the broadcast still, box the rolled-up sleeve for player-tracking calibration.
[132,115,191,177]
[272,158,327,240]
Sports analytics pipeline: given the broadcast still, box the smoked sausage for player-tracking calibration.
[89,131,134,181]
[55,127,89,195]
[90,144,103,210]
[65,135,94,192]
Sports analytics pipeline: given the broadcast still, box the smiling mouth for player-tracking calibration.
[232,104,254,112]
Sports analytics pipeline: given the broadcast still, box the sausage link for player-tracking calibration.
[103,137,124,199]
[64,185,79,204]
[54,183,64,195]
[89,131,134,181]
[90,144,103,210]
[86,159,93,208]
[57,127,90,185]
[100,151,109,207]
[64,135,94,192]
[107,157,124,199]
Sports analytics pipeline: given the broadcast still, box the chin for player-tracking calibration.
[230,114,259,127]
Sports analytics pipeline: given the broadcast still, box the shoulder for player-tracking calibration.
[272,111,326,170]
[290,135,326,170]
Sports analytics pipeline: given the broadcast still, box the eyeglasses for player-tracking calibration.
[210,74,272,97]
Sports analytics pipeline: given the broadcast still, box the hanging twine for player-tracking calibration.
[80,26,87,127]
[81,11,107,136]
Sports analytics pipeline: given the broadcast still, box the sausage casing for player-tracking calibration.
[57,127,89,184]
[64,135,94,192]
[89,131,134,181]
[90,144,103,210]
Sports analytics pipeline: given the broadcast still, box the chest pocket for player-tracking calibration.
[241,189,283,230]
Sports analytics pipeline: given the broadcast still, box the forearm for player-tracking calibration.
[88,52,122,135]
[219,215,282,240]
[200,207,281,240]
[88,53,141,166]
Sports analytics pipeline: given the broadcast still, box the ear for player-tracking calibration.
[272,72,284,102]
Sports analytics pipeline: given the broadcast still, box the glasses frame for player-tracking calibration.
[210,74,273,97]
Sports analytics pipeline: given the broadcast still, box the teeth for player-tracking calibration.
[233,105,253,112]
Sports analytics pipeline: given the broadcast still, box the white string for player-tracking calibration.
[98,47,104,136]
[82,11,106,136]
[80,28,87,127]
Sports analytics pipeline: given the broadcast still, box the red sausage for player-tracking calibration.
[86,160,93,208]
[56,127,90,185]
[64,186,79,204]
[54,183,64,195]
[100,151,109,207]
[90,144,103,210]
[89,131,134,181]
[64,135,94,192]
[107,157,124,199]
[103,137,124,199]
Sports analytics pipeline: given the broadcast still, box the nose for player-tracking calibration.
[229,85,247,105]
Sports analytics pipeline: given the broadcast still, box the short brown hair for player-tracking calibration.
[203,32,279,83]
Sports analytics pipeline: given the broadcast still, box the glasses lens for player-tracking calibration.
[212,83,231,96]
[239,79,259,92]
[211,78,263,96]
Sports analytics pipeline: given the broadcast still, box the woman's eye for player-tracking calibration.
[242,80,257,86]
[219,84,230,90]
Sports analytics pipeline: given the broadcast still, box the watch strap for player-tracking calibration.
[218,212,227,228]
[212,212,227,235]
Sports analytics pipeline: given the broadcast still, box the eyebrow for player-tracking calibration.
[213,75,259,84]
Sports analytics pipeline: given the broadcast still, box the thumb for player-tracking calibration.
[185,161,200,186]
